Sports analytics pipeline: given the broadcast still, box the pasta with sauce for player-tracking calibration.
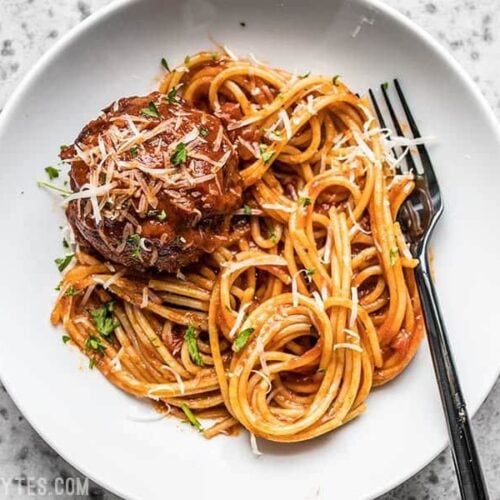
[51,48,424,445]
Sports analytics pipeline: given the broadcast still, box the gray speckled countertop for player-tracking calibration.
[0,1,499,499]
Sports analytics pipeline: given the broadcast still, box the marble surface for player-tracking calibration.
[0,0,499,498]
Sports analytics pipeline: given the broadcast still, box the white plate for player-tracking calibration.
[0,0,499,499]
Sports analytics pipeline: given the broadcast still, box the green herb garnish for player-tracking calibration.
[382,81,389,91]
[184,325,204,367]
[90,302,119,337]
[64,285,80,297]
[211,52,220,61]
[243,204,252,216]
[389,247,399,266]
[165,86,179,104]
[161,57,170,71]
[130,146,138,158]
[299,196,312,207]
[199,126,209,137]
[267,129,282,141]
[88,359,96,369]
[62,335,71,344]
[140,101,161,118]
[127,234,141,258]
[85,334,106,356]
[299,71,311,79]
[269,229,277,244]
[170,142,188,166]
[37,181,72,196]
[148,209,167,221]
[259,144,273,163]
[45,166,60,180]
[332,75,340,86]
[55,254,74,272]
[232,327,255,352]
[184,55,191,65]
[62,238,69,249]
[305,268,315,279]
[60,145,69,151]
[181,403,204,432]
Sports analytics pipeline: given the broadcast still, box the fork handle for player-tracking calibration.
[415,258,489,500]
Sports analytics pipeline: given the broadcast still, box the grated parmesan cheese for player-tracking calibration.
[343,328,360,340]
[228,303,251,339]
[349,287,358,327]
[251,369,272,394]
[141,287,149,308]
[334,343,363,353]
[261,203,294,213]
[250,432,263,456]
[312,291,324,310]
[63,182,116,224]
[278,109,293,141]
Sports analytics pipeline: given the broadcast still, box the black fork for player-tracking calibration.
[369,80,489,500]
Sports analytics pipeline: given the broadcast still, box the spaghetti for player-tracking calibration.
[51,49,425,444]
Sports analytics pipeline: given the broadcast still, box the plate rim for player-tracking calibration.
[0,0,499,498]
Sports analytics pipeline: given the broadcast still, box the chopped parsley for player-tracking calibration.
[165,86,179,104]
[382,81,389,91]
[130,146,138,158]
[211,52,220,61]
[305,268,315,280]
[298,196,312,207]
[60,145,69,151]
[127,234,141,258]
[332,75,340,86]
[199,126,209,137]
[232,327,255,353]
[184,325,204,367]
[184,55,191,65]
[55,254,74,272]
[259,144,273,163]
[62,238,69,249]
[62,335,71,344]
[64,285,80,297]
[161,57,170,71]
[85,334,106,360]
[54,281,62,291]
[90,302,119,337]
[389,247,399,266]
[45,166,60,180]
[170,142,188,166]
[267,129,282,141]
[88,359,97,370]
[140,101,161,118]
[299,71,311,79]
[148,209,167,222]
[37,181,71,196]
[243,204,252,216]
[269,228,277,244]
[181,403,204,432]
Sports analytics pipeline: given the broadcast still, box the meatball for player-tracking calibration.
[62,91,242,272]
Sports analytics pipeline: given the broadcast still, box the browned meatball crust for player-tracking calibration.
[62,91,242,272]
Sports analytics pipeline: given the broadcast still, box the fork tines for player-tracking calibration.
[369,79,437,185]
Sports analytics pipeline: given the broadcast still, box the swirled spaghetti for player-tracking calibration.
[51,49,425,445]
